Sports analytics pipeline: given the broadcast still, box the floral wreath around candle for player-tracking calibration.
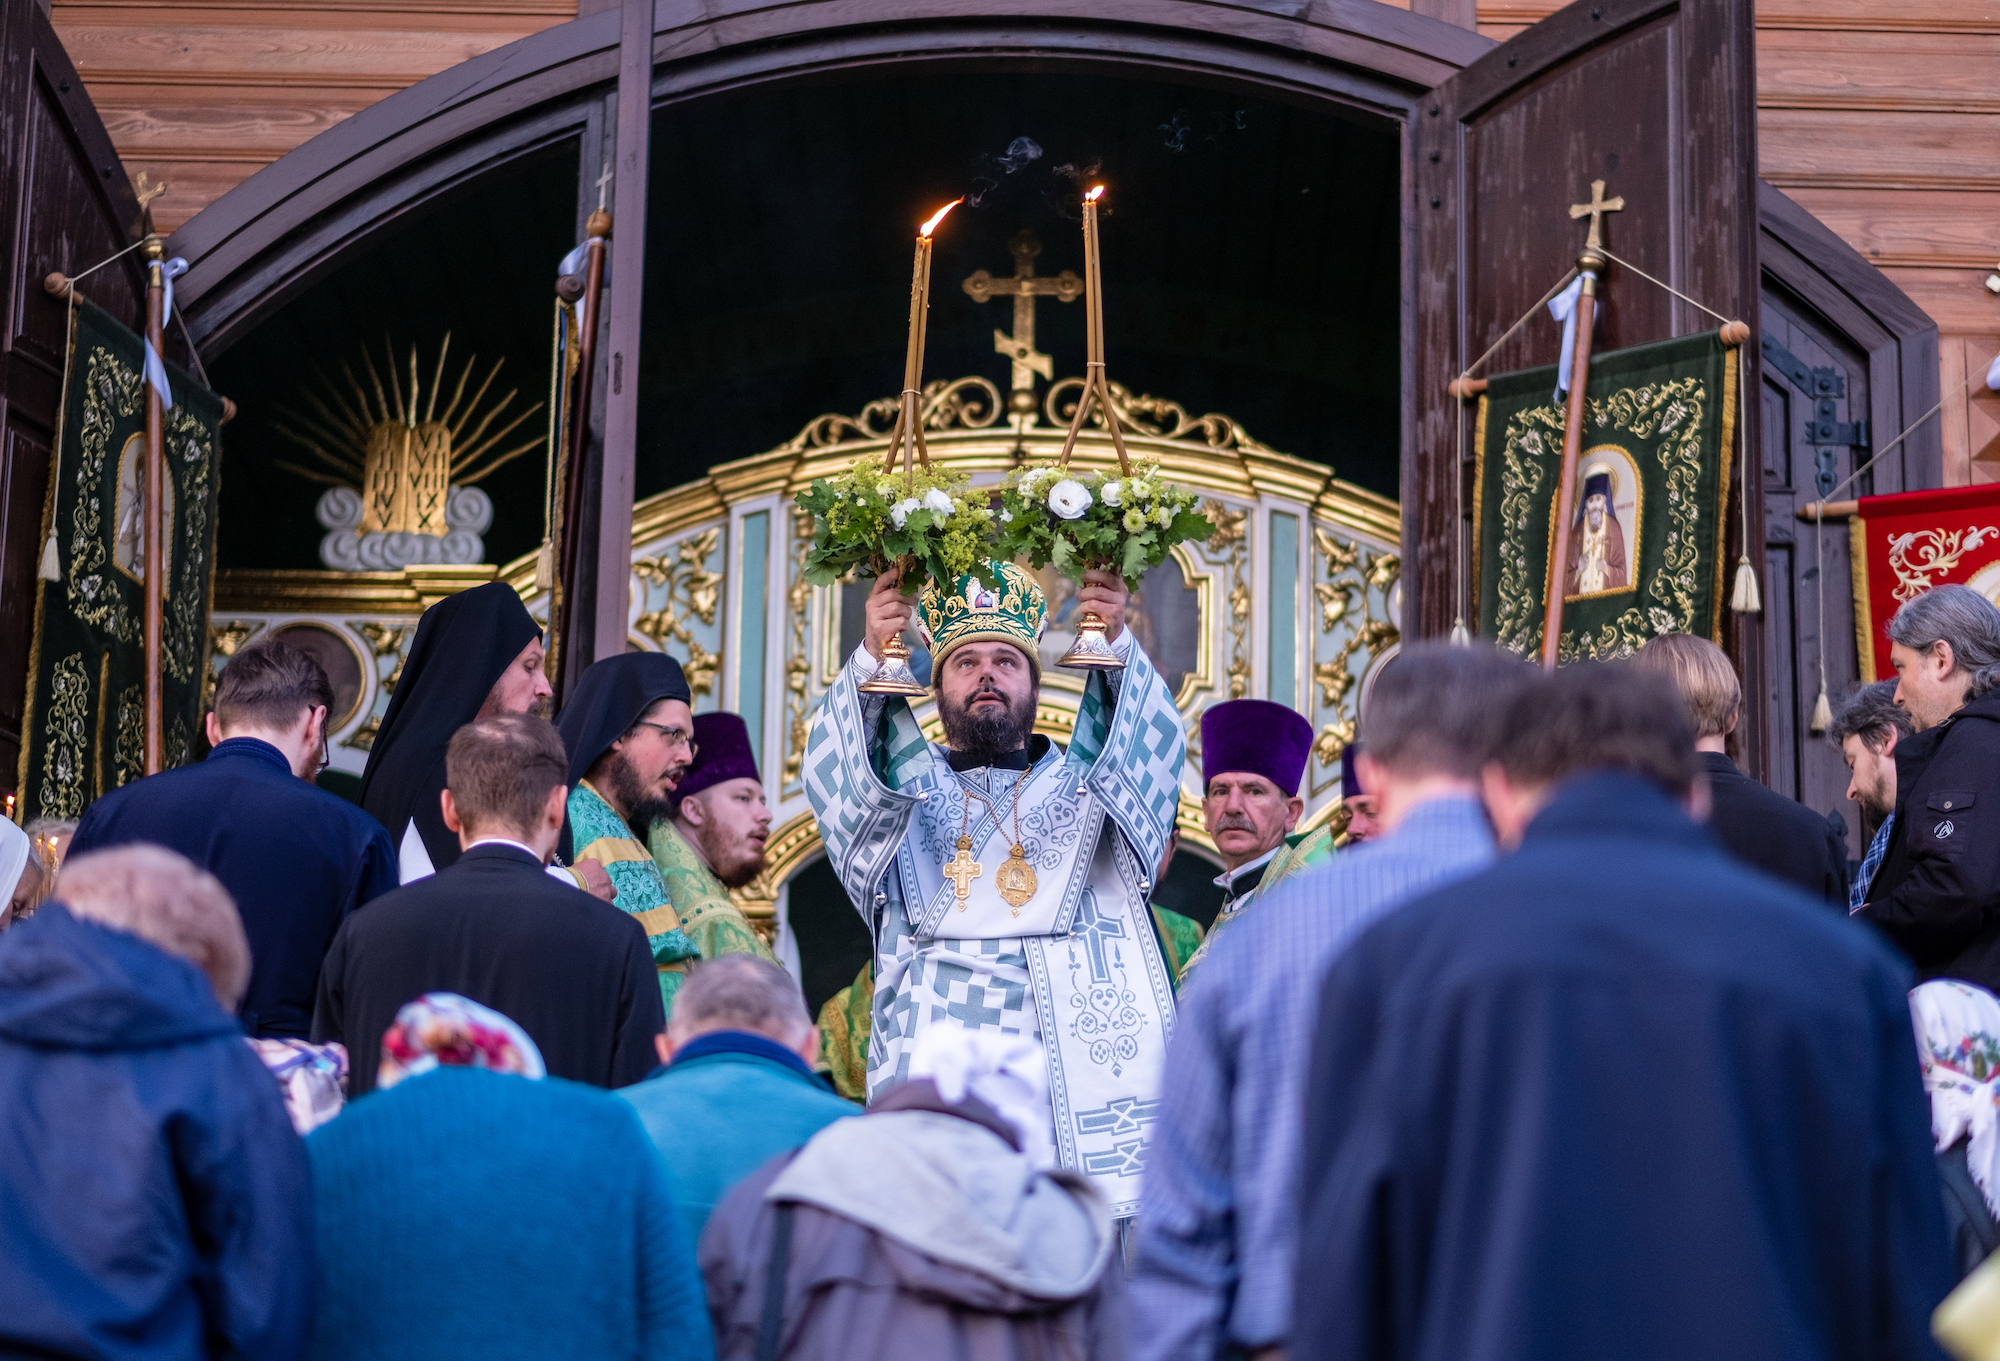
[796,455,998,593]
[994,459,1212,581]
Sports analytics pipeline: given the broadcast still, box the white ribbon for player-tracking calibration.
[1548,276,1585,401]
[144,257,190,410]
[558,236,605,278]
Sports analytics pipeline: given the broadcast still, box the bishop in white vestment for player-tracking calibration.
[803,560,1186,1217]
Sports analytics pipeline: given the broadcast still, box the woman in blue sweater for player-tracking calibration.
[306,993,714,1361]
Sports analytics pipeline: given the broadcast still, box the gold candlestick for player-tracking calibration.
[863,197,961,698]
[1056,185,1128,673]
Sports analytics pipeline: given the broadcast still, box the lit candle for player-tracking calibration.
[1082,185,1105,368]
[902,199,962,396]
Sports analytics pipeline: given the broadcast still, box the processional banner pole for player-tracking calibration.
[551,207,609,706]
[141,233,167,774]
[1539,179,1623,672]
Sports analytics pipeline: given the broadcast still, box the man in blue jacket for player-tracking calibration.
[0,844,313,1360]
[69,633,397,1038]
[621,954,855,1245]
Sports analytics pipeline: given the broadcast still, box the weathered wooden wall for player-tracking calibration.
[46,0,570,232]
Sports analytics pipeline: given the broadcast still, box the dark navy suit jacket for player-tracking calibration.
[70,737,397,1037]
[1296,772,1950,1361]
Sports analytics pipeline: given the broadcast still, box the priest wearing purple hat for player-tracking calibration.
[648,713,781,969]
[1177,699,1335,983]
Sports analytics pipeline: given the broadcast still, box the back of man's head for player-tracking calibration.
[214,634,333,735]
[1887,583,2000,698]
[667,954,810,1046]
[1359,641,1536,779]
[56,846,250,1009]
[445,714,568,838]
[1490,661,1699,801]
[1828,679,1913,753]
[1631,633,1740,740]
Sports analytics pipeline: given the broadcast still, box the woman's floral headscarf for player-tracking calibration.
[1911,979,2000,1219]
[377,992,546,1091]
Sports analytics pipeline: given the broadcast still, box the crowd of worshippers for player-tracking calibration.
[8,567,2000,1360]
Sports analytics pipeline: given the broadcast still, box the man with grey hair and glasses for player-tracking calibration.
[1858,583,2000,989]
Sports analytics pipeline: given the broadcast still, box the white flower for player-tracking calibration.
[1047,479,1093,520]
[1000,509,1013,522]
[1122,508,1147,533]
[922,487,955,517]
[889,497,921,529]
[1017,468,1047,495]
[1131,479,1154,499]
[1153,506,1173,527]
[1101,480,1123,507]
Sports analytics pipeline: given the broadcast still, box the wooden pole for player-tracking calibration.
[552,210,609,706]
[141,235,166,774]
[1540,268,1599,670]
[592,0,652,666]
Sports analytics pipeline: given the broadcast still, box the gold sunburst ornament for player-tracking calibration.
[274,335,544,550]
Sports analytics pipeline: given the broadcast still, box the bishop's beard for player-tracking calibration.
[604,748,676,836]
[937,684,1037,766]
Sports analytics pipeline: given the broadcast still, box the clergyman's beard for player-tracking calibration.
[702,832,767,890]
[606,749,675,835]
[938,684,1036,765]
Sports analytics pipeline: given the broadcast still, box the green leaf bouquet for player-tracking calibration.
[794,455,997,592]
[994,459,1212,581]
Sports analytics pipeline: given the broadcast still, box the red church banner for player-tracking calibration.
[1849,483,2000,679]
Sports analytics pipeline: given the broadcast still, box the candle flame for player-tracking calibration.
[1086,185,1105,202]
[919,199,962,238]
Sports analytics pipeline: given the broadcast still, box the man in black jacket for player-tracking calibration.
[1859,583,2000,990]
[315,714,664,1096]
[1635,634,1847,906]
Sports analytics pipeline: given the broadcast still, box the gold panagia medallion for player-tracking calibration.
[993,844,1038,914]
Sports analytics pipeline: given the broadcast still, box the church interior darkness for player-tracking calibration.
[208,70,1402,573]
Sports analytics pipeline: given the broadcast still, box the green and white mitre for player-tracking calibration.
[804,560,1186,1218]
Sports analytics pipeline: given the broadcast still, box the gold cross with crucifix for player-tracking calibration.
[943,835,982,905]
[963,230,1083,413]
[1568,179,1624,252]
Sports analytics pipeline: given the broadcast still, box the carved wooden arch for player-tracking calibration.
[166,0,1490,356]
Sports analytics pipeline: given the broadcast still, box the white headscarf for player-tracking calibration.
[908,1028,1054,1167]
[0,820,31,918]
[1911,979,2000,1219]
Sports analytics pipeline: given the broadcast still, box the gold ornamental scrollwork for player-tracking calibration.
[37,653,92,819]
[1202,500,1251,700]
[634,527,723,699]
[1886,527,2000,602]
[204,620,263,715]
[1309,524,1399,782]
[782,511,815,789]
[776,376,1006,453]
[1046,377,1276,455]
[343,621,415,752]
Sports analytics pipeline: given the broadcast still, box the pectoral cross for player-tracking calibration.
[963,230,1083,399]
[1568,179,1625,252]
[943,835,983,905]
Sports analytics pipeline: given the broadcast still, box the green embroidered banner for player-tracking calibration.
[1472,330,1739,663]
[16,298,224,821]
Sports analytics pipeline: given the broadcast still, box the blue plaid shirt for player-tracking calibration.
[1130,795,1496,1359]
[1850,813,1895,915]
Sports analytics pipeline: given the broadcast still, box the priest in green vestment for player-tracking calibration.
[556,653,702,1017]
[648,712,781,967]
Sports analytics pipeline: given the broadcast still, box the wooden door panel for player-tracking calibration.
[1413,0,1762,765]
[0,418,51,775]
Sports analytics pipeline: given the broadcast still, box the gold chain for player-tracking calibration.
[960,766,1030,855]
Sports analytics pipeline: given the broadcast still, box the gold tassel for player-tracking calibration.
[1809,683,1833,736]
[1449,618,1471,646]
[534,539,554,593]
[1730,555,1762,614]
[36,534,59,582]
